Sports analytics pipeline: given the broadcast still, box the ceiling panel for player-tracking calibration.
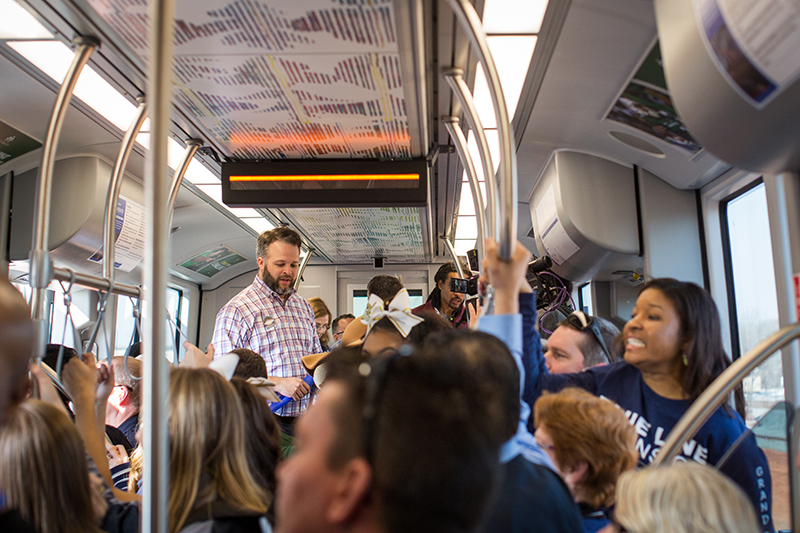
[283,207,428,263]
[85,0,411,159]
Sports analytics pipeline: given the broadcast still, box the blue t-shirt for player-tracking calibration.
[518,293,774,533]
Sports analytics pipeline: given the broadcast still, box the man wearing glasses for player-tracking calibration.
[329,314,355,349]
[544,311,621,374]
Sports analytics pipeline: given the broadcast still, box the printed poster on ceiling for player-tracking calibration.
[693,0,800,108]
[88,196,146,272]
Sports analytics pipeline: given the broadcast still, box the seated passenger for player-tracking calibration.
[0,400,106,533]
[534,388,637,533]
[330,314,355,348]
[340,274,404,346]
[609,462,759,533]
[413,261,471,329]
[491,240,775,531]
[544,312,620,374]
[274,346,500,533]
[423,330,583,533]
[107,356,142,447]
[168,368,269,533]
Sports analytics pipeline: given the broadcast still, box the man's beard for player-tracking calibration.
[262,269,295,296]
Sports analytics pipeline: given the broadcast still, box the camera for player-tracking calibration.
[450,275,479,296]
[466,249,480,272]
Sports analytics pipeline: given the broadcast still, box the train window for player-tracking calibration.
[720,180,782,425]
[578,283,593,315]
[114,296,138,356]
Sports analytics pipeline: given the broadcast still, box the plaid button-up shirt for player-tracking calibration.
[212,275,322,416]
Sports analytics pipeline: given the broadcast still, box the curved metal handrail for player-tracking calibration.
[104,97,148,283]
[444,0,517,260]
[440,236,467,279]
[294,248,315,290]
[443,69,497,241]
[30,36,99,362]
[443,116,486,263]
[653,321,800,466]
[167,139,202,230]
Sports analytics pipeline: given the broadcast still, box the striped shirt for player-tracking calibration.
[212,275,321,416]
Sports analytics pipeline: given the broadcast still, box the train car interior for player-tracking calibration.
[0,0,798,531]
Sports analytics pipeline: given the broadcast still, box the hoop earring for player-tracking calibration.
[682,352,688,366]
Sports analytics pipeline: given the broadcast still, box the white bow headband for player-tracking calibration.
[361,288,424,338]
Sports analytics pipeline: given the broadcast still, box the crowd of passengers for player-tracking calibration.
[0,226,781,533]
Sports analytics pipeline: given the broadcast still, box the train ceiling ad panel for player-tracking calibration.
[283,207,427,263]
[85,0,411,159]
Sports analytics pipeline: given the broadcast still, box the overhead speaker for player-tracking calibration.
[609,131,666,158]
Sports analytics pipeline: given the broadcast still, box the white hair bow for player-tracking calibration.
[361,288,424,338]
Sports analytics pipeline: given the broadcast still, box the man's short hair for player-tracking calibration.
[256,227,303,259]
[231,348,268,379]
[331,314,356,333]
[366,275,404,302]
[559,315,621,366]
[323,345,499,533]
[110,356,142,409]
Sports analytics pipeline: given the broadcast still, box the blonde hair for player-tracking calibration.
[615,462,759,533]
[169,369,268,533]
[534,388,636,508]
[128,444,143,493]
[0,400,102,533]
[308,297,332,346]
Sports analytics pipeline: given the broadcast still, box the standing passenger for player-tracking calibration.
[544,313,620,374]
[308,298,332,351]
[106,356,141,447]
[413,262,470,329]
[212,227,322,435]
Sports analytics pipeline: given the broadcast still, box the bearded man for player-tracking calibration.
[212,227,321,432]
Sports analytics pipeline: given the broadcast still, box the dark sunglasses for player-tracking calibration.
[360,349,406,465]
[564,310,612,363]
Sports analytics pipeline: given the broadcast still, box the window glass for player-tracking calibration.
[724,181,782,426]
[579,283,593,315]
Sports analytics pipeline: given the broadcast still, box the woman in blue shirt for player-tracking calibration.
[480,240,774,533]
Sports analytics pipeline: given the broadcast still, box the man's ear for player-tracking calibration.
[117,386,132,406]
[325,457,373,524]
[256,256,265,274]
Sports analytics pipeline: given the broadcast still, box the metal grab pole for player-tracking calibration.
[652,321,800,466]
[440,236,467,279]
[143,0,174,530]
[443,69,497,241]
[293,248,315,290]
[104,98,148,284]
[166,139,202,230]
[53,267,140,299]
[443,117,486,264]
[444,0,517,260]
[29,36,99,362]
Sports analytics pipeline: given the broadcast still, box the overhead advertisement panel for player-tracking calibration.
[694,0,800,108]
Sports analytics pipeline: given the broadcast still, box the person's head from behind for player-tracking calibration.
[623,278,734,407]
[331,314,356,345]
[230,377,282,498]
[169,369,267,533]
[0,279,33,427]
[256,227,303,296]
[421,329,520,446]
[107,356,142,422]
[361,311,451,358]
[309,297,332,345]
[275,346,499,533]
[533,388,636,508]
[231,347,268,379]
[611,462,759,533]
[545,312,620,374]
[366,275,404,302]
[0,400,101,533]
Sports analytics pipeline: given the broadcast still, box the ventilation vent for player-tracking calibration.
[608,131,666,158]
